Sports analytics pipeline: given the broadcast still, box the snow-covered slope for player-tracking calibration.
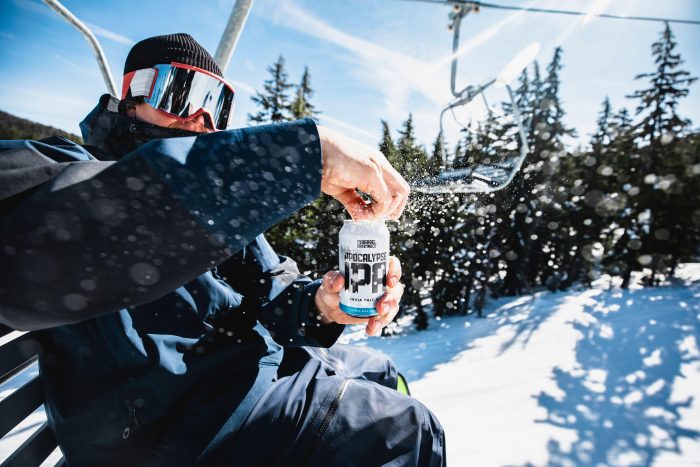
[2,265,698,466]
[342,264,700,466]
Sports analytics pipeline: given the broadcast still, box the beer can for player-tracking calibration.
[339,220,390,317]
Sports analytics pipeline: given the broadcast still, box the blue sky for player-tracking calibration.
[1,0,698,149]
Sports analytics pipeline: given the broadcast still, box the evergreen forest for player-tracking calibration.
[5,24,692,333]
[250,24,699,332]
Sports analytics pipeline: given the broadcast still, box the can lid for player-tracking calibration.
[343,218,387,224]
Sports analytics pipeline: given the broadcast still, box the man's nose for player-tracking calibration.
[187,112,214,130]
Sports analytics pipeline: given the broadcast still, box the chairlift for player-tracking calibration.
[413,2,539,194]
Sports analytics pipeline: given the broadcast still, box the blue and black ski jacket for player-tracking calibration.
[0,95,345,465]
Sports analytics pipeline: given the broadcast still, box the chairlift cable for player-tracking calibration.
[410,0,700,194]
[397,0,700,26]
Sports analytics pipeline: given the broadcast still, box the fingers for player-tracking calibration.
[317,125,409,221]
[381,164,411,220]
[388,191,409,220]
[316,268,405,335]
[317,271,367,326]
[366,318,382,336]
[387,256,402,288]
[363,159,411,220]
[332,189,374,221]
[361,163,392,219]
[375,284,403,324]
[367,281,405,336]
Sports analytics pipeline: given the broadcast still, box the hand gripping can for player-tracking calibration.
[339,220,390,317]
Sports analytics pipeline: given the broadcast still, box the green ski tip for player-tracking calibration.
[397,373,411,396]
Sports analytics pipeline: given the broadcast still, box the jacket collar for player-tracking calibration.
[79,94,199,160]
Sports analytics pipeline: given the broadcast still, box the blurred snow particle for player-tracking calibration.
[643,349,662,367]
[91,199,120,220]
[584,190,604,207]
[581,243,604,262]
[654,229,670,241]
[597,166,614,176]
[627,238,642,250]
[128,262,160,286]
[63,293,87,311]
[125,177,145,191]
[644,174,658,184]
[80,279,97,291]
[599,324,614,339]
[660,133,674,145]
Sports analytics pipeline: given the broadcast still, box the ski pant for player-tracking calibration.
[212,344,446,466]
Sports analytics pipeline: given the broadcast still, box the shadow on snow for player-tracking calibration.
[531,286,700,466]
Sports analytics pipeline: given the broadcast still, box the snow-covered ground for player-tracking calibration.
[2,265,699,466]
[341,264,700,466]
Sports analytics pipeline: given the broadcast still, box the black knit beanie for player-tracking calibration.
[124,33,222,77]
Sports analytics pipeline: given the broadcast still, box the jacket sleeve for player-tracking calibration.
[0,119,323,331]
[218,235,345,348]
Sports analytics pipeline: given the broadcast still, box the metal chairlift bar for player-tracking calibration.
[42,0,118,97]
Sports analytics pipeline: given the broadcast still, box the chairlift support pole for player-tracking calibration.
[448,2,479,98]
[418,3,533,194]
[214,0,254,73]
[42,0,118,97]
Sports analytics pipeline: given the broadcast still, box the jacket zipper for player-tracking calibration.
[316,378,349,439]
[122,401,139,439]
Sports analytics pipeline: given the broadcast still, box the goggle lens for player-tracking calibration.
[122,63,235,130]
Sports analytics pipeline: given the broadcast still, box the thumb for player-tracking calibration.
[333,189,374,220]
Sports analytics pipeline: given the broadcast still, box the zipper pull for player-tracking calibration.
[123,402,137,439]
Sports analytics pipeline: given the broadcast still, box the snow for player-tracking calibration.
[2,265,699,466]
[341,263,700,466]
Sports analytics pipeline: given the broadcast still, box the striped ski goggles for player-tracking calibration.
[121,62,235,130]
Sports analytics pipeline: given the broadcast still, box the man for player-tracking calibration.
[0,34,445,466]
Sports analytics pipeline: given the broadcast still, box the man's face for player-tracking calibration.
[127,103,216,134]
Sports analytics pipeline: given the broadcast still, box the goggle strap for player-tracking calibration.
[129,68,158,98]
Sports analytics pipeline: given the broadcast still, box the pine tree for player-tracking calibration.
[391,115,432,328]
[530,49,577,290]
[428,133,445,176]
[248,55,293,124]
[627,23,697,284]
[454,129,480,170]
[564,97,615,287]
[494,62,543,292]
[494,66,536,296]
[542,47,577,149]
[591,98,612,154]
[397,114,429,181]
[247,57,338,276]
[379,120,400,167]
[602,108,642,288]
[290,67,319,121]
[628,23,697,144]
[451,139,465,169]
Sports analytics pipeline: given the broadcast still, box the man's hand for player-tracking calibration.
[317,126,410,221]
[314,256,404,336]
